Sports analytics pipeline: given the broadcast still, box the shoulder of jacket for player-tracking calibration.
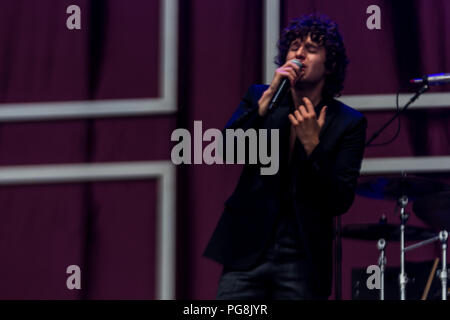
[246,84,269,99]
[331,98,365,122]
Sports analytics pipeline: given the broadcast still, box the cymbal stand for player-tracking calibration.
[403,231,448,300]
[439,230,448,300]
[377,238,386,300]
[398,195,409,300]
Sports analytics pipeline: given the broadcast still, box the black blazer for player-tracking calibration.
[204,84,367,296]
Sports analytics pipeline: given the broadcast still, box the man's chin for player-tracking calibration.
[294,77,324,90]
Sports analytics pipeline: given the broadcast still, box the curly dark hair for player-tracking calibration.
[275,14,349,99]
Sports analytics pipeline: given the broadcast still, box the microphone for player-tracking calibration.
[410,73,450,85]
[268,59,303,111]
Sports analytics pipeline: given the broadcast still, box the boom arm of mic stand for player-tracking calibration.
[365,84,429,147]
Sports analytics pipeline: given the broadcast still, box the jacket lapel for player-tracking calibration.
[316,100,338,140]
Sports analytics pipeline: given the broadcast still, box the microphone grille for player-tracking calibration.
[291,59,303,68]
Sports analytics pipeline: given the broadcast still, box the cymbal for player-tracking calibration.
[356,175,450,201]
[413,191,450,231]
[342,223,437,241]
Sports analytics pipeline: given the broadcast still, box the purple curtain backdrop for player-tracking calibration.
[0,0,449,299]
[0,0,171,299]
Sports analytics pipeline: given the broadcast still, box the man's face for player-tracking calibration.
[285,35,329,89]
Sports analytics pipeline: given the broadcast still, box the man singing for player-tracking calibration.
[204,14,367,300]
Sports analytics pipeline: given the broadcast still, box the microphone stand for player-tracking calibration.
[365,83,429,146]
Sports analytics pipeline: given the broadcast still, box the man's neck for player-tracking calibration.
[290,88,323,109]
[290,79,325,108]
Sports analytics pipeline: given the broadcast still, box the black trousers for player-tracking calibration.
[216,244,328,300]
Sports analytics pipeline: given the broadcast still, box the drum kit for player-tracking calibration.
[342,173,450,300]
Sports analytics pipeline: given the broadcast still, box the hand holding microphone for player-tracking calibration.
[258,59,303,116]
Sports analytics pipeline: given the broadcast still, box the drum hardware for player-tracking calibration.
[347,174,450,300]
[438,231,448,300]
[342,223,436,242]
[398,195,408,300]
[377,238,386,300]
[397,229,448,300]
